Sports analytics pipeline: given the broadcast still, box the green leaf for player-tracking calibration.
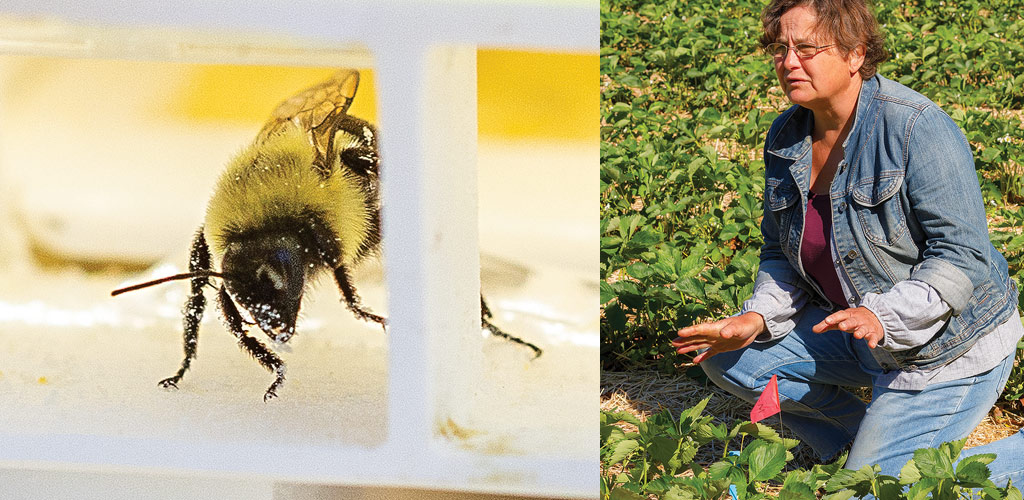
[874,474,904,500]
[679,244,707,279]
[600,281,616,304]
[959,453,997,468]
[782,469,812,488]
[748,442,787,481]
[625,262,654,280]
[906,477,940,500]
[618,74,641,87]
[607,439,639,465]
[649,435,681,469]
[603,410,643,427]
[618,214,642,238]
[601,423,626,446]
[711,423,729,440]
[900,458,922,485]
[610,102,631,113]
[626,229,661,248]
[956,460,993,487]
[719,222,741,241]
[708,478,734,500]
[679,396,712,423]
[676,277,705,300]
[676,441,699,469]
[709,460,739,480]
[821,490,856,500]
[1006,483,1023,500]
[983,485,1006,500]
[778,482,817,500]
[734,422,782,443]
[694,423,716,443]
[663,485,698,500]
[914,447,955,479]
[816,452,848,476]
[645,476,677,494]
[609,487,647,500]
[780,438,801,450]
[825,466,878,497]
[690,461,705,479]
[686,156,707,181]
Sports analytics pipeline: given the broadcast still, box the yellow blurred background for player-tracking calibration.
[173,49,597,141]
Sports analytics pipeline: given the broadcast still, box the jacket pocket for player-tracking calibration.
[765,177,800,245]
[850,173,908,246]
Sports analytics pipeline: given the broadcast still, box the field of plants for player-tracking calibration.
[602,0,1024,496]
[601,0,1024,393]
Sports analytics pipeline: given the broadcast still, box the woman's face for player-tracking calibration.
[773,5,863,110]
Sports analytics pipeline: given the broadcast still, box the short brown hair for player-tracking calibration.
[760,0,889,79]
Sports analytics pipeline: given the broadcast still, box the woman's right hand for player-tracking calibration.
[672,311,767,363]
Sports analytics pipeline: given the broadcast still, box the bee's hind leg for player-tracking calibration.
[159,228,212,390]
[334,265,387,331]
[334,115,379,177]
[480,296,543,359]
[218,285,286,402]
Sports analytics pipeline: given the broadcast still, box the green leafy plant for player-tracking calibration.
[818,439,1024,500]
[601,399,1023,500]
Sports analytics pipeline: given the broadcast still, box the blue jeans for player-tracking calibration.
[701,306,1023,485]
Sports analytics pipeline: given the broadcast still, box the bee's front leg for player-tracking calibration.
[334,265,387,331]
[218,286,286,401]
[160,227,212,390]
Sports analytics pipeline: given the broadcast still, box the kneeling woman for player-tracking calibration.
[673,0,1024,481]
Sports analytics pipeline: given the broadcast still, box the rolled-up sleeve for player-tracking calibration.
[860,279,952,351]
[904,106,990,314]
[741,274,808,342]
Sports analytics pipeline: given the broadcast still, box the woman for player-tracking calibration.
[672,0,1024,481]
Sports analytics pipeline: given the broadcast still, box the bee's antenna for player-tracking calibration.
[111,271,233,297]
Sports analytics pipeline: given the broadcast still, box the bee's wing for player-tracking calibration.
[255,69,360,173]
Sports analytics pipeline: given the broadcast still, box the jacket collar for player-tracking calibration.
[765,75,879,161]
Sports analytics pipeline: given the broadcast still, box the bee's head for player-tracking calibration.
[221,234,309,343]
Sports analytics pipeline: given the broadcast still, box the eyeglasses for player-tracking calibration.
[765,42,836,60]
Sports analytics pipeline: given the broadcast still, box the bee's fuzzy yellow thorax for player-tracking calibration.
[204,127,371,265]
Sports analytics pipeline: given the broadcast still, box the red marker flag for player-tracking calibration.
[750,374,781,423]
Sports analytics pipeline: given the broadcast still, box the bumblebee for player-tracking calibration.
[113,70,541,401]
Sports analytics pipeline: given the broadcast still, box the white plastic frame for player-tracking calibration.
[0,0,597,497]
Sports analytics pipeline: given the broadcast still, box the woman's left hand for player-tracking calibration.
[812,307,885,348]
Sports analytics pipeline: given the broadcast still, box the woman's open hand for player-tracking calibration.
[812,307,884,348]
[672,311,767,363]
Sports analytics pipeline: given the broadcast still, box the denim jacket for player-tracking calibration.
[756,74,1018,371]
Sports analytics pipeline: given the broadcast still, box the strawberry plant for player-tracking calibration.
[602,399,1023,500]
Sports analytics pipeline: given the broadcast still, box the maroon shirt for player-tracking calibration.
[801,192,849,309]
